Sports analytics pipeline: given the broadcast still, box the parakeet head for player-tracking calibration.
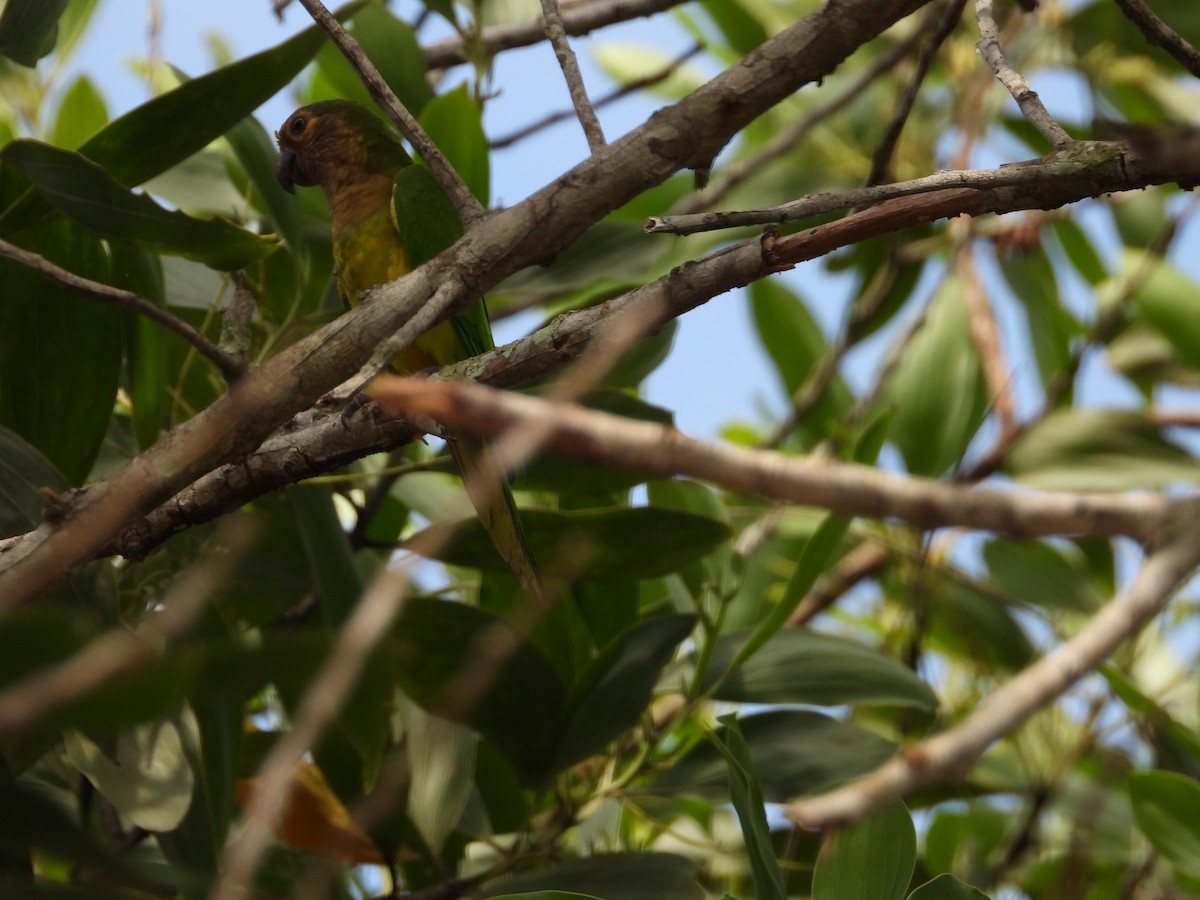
[274,100,410,195]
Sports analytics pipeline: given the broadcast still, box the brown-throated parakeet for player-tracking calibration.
[275,99,539,595]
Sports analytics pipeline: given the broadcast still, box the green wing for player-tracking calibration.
[392,164,493,356]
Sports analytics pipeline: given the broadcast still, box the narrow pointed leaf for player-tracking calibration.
[812,801,915,900]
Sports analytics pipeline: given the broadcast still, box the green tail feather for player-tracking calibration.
[446,434,542,600]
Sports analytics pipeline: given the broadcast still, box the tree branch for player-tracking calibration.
[0,0,932,607]
[366,377,1171,542]
[422,0,689,70]
[0,236,245,383]
[1112,0,1200,79]
[974,0,1072,150]
[785,520,1200,829]
[541,0,607,152]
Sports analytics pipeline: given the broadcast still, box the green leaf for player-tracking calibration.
[482,853,703,900]
[408,507,731,580]
[0,426,68,537]
[811,801,915,900]
[749,279,852,439]
[0,2,365,232]
[548,614,695,774]
[730,511,851,671]
[982,538,1100,612]
[998,246,1077,389]
[391,599,567,781]
[1003,409,1200,491]
[704,628,937,711]
[108,242,167,451]
[0,0,68,66]
[1102,665,1200,771]
[402,697,476,854]
[651,710,896,803]
[312,4,433,115]
[927,578,1034,672]
[51,74,109,148]
[419,84,490,204]
[884,274,987,476]
[1050,219,1107,286]
[394,163,464,268]
[711,714,788,900]
[907,873,990,900]
[0,219,119,485]
[287,484,389,783]
[3,140,276,270]
[1128,770,1200,880]
[700,0,769,55]
[1124,249,1200,373]
[225,114,310,270]
[64,719,195,832]
[489,894,603,900]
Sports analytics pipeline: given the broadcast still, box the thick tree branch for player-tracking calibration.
[785,521,1200,829]
[367,377,1170,542]
[0,237,245,383]
[0,0,931,607]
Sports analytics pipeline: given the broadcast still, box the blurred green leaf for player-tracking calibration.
[983,538,1101,613]
[311,4,433,116]
[3,140,276,270]
[699,0,768,55]
[0,219,119,485]
[1123,249,1200,373]
[50,75,108,148]
[391,598,566,781]
[1106,666,1200,774]
[1128,770,1200,880]
[705,628,937,711]
[64,719,195,832]
[907,873,990,900]
[1003,409,1200,491]
[651,710,896,802]
[998,246,1078,389]
[711,714,788,900]
[884,273,987,476]
[108,241,167,451]
[1050,219,1107,286]
[927,577,1034,672]
[812,801,915,900]
[750,279,852,439]
[409,507,731,580]
[482,853,703,900]
[549,614,695,774]
[419,84,489,204]
[0,0,67,67]
[0,425,68,538]
[287,484,389,783]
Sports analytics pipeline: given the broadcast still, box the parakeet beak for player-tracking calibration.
[275,148,313,194]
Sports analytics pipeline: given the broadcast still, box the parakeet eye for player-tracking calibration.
[289,116,308,136]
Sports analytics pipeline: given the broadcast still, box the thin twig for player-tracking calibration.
[368,377,1170,542]
[540,0,607,152]
[422,0,688,70]
[646,147,1112,235]
[1112,0,1200,79]
[672,24,928,217]
[211,568,412,900]
[974,0,1072,150]
[786,522,1200,829]
[867,0,968,187]
[294,0,484,222]
[491,43,701,150]
[0,236,245,383]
